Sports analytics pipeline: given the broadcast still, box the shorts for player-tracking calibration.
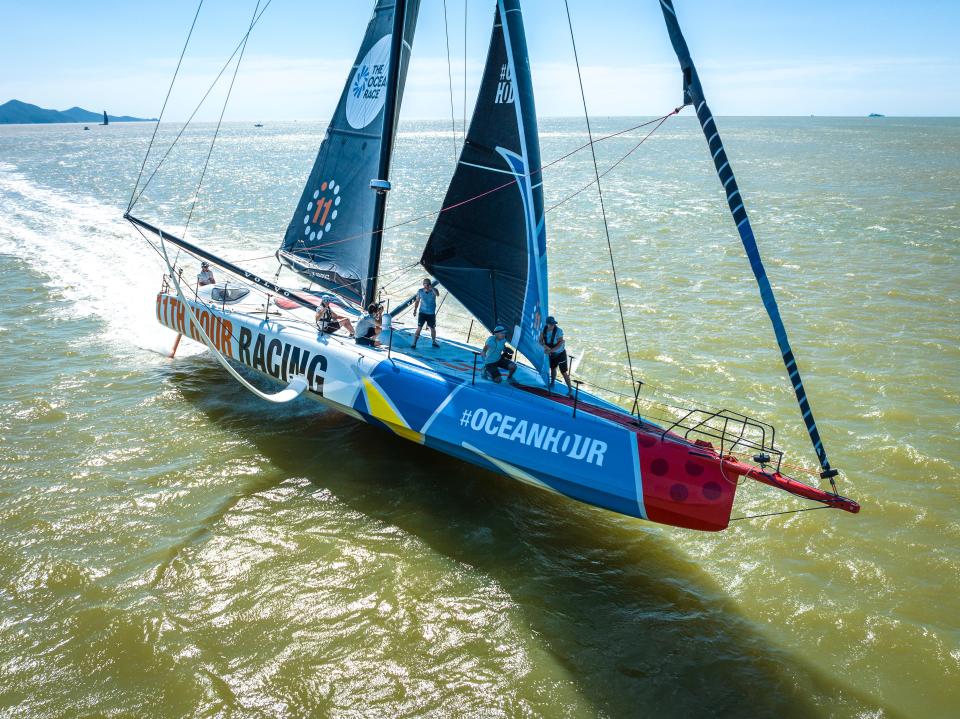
[549,351,569,372]
[484,357,516,380]
[418,312,436,329]
[319,320,340,334]
[356,336,376,347]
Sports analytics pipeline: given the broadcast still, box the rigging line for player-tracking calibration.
[280,112,678,255]
[442,0,459,163]
[129,0,275,210]
[729,505,830,522]
[181,0,261,242]
[544,109,678,214]
[463,0,468,149]
[128,0,204,213]
[563,0,637,391]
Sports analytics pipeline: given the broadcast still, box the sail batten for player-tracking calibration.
[422,0,549,382]
[279,0,420,306]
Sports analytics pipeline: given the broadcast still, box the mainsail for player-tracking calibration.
[658,0,838,481]
[279,0,420,307]
[422,0,549,381]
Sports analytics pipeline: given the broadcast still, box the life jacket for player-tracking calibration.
[541,325,562,351]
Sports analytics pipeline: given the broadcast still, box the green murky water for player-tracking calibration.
[0,116,957,717]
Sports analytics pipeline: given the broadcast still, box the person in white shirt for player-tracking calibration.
[197,262,216,287]
[540,315,573,396]
[481,324,517,383]
[411,278,440,349]
[355,303,383,347]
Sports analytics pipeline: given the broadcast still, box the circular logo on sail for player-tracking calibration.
[346,35,392,129]
[302,179,341,243]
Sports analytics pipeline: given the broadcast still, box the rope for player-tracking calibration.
[156,230,307,403]
[128,0,274,211]
[177,0,260,267]
[563,0,637,392]
[268,113,677,258]
[128,0,204,212]
[544,109,679,214]
[729,506,831,522]
[442,0,459,163]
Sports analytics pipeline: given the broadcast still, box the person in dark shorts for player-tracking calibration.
[540,315,573,396]
[411,278,440,349]
[481,324,517,384]
[315,297,355,336]
[354,303,383,347]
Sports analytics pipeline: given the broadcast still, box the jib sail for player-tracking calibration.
[279,0,420,307]
[421,0,549,381]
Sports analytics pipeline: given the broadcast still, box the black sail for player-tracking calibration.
[279,0,419,306]
[421,0,549,380]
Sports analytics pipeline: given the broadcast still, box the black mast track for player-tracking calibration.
[125,213,320,312]
[365,0,408,309]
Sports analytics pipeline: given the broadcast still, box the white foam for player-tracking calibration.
[0,163,194,358]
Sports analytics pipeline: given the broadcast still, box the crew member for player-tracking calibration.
[316,297,355,336]
[482,324,517,384]
[197,262,216,287]
[540,315,573,396]
[411,278,440,349]
[355,303,383,347]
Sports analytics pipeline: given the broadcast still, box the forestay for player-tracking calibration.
[279,0,420,306]
[421,0,550,383]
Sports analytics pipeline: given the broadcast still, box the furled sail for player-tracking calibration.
[658,0,839,481]
[421,0,549,381]
[279,0,419,306]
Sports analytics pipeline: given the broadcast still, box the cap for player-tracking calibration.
[201,261,209,268]
[493,324,507,334]
[545,316,557,325]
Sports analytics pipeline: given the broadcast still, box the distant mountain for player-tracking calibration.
[0,100,155,124]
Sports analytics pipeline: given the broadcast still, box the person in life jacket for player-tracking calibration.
[315,297,355,336]
[197,262,216,287]
[540,315,573,396]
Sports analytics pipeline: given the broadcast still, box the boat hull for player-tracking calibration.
[156,291,741,531]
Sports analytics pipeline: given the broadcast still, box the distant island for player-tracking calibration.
[0,99,156,125]
[868,113,886,118]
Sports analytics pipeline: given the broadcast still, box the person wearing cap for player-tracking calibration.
[197,262,216,287]
[411,278,440,349]
[355,303,383,347]
[316,297,355,336]
[540,315,573,396]
[481,324,517,383]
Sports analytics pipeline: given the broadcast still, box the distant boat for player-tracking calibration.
[100,111,109,126]
[254,122,264,127]
[83,126,90,131]
[868,113,885,118]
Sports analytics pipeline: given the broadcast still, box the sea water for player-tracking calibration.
[0,117,957,717]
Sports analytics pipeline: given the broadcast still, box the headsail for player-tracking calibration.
[658,0,838,481]
[279,0,420,307]
[421,0,549,381]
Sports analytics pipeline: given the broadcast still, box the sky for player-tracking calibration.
[1,0,958,120]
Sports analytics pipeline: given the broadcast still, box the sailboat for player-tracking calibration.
[125,0,859,531]
[101,110,109,126]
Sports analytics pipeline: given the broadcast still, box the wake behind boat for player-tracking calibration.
[125,0,859,532]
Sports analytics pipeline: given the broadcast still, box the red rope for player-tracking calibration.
[227,109,682,265]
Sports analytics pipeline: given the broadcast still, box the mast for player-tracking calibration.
[365,0,407,309]
[658,0,839,484]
